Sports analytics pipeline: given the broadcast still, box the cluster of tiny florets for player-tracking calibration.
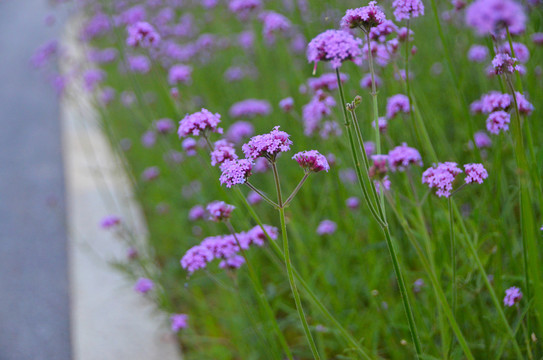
[178,108,223,138]
[306,30,363,70]
[219,159,253,187]
[242,126,293,160]
[340,2,386,31]
[292,150,330,173]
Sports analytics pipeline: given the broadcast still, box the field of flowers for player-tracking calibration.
[37,0,543,358]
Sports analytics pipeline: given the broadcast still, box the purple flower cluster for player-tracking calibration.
[307,30,363,70]
[168,64,192,85]
[210,139,238,166]
[206,201,235,222]
[229,99,272,118]
[279,97,294,112]
[504,286,522,307]
[467,45,488,63]
[178,109,223,138]
[259,11,291,43]
[302,90,336,136]
[422,162,463,197]
[392,0,425,21]
[170,314,188,332]
[228,0,262,20]
[386,94,410,119]
[180,224,277,273]
[360,73,382,89]
[127,55,150,73]
[134,277,154,294]
[492,53,519,75]
[292,150,330,173]
[226,121,255,143]
[340,2,386,31]
[473,131,492,148]
[219,159,253,187]
[142,166,160,181]
[464,163,489,184]
[388,143,422,171]
[155,118,175,134]
[465,0,526,36]
[188,205,206,221]
[242,126,293,160]
[100,215,121,229]
[486,111,510,134]
[317,220,337,235]
[307,72,348,92]
[126,22,160,48]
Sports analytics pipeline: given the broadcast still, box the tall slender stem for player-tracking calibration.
[283,173,310,207]
[366,31,381,156]
[225,221,293,360]
[335,69,422,358]
[271,162,321,359]
[448,197,456,319]
[245,182,279,208]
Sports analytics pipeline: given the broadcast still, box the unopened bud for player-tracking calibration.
[354,95,362,106]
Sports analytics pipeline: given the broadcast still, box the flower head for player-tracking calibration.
[100,215,121,229]
[515,92,534,116]
[259,11,291,43]
[292,150,330,173]
[219,159,253,187]
[168,64,192,85]
[307,30,363,70]
[182,138,198,156]
[178,109,223,138]
[134,277,154,293]
[279,97,294,112]
[226,121,255,143]
[492,53,519,75]
[206,201,235,222]
[180,245,214,273]
[386,94,410,119]
[229,99,272,118]
[392,0,425,21]
[126,22,160,48]
[340,2,386,31]
[388,143,422,171]
[155,118,175,134]
[142,166,160,181]
[473,131,492,148]
[317,220,337,235]
[486,110,511,135]
[242,126,292,160]
[170,314,188,332]
[211,140,238,166]
[346,196,360,209]
[188,205,205,221]
[219,255,246,269]
[464,163,488,184]
[468,45,488,63]
[465,0,526,37]
[504,286,522,307]
[422,162,463,197]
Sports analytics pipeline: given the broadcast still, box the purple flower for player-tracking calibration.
[259,11,291,44]
[182,138,198,156]
[229,99,272,118]
[533,33,543,45]
[155,118,175,134]
[211,139,238,166]
[134,278,154,294]
[413,278,425,293]
[228,0,262,20]
[242,126,292,160]
[126,22,160,48]
[479,92,511,114]
[340,2,386,31]
[302,90,336,136]
[226,121,255,143]
[189,205,206,221]
[388,143,422,171]
[386,94,410,119]
[253,157,270,173]
[100,215,121,229]
[219,255,246,269]
[515,92,534,115]
[465,0,526,36]
[486,111,511,135]
[201,235,239,258]
[238,31,255,50]
[492,53,519,75]
[127,55,151,73]
[142,166,160,181]
[247,191,262,205]
[178,109,223,138]
[467,45,488,63]
[168,64,192,85]
[224,66,245,82]
[219,159,253,187]
[422,162,463,197]
[279,97,294,112]
[370,20,399,41]
[170,314,188,332]
[307,30,363,70]
[31,40,58,68]
[372,117,388,133]
[292,150,330,173]
[346,196,360,209]
[320,121,342,139]
[370,155,389,178]
[473,131,492,148]
[374,176,391,195]
[392,0,425,21]
[308,72,348,92]
[504,286,522,307]
[83,69,105,92]
[464,163,488,184]
[207,201,235,222]
[499,42,529,63]
[317,220,337,235]
[181,245,214,273]
[360,73,382,89]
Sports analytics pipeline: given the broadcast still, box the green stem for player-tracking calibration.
[366,31,381,155]
[245,182,279,208]
[271,162,321,360]
[448,197,456,319]
[283,173,310,207]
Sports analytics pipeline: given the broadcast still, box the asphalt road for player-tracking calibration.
[0,1,71,359]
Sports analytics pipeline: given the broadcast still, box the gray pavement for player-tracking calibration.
[0,1,71,359]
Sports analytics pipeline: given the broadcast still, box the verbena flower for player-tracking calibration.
[388,143,422,171]
[492,53,519,75]
[464,163,488,184]
[211,140,238,167]
[182,138,198,156]
[127,55,150,73]
[465,0,526,37]
[279,97,294,112]
[142,166,160,181]
[317,220,337,235]
[392,0,425,21]
[219,255,246,269]
[168,64,192,85]
[498,42,529,63]
[533,33,543,45]
[370,155,389,179]
[228,0,262,20]
[226,121,254,143]
[155,118,175,134]
[134,277,154,293]
[178,109,223,138]
[307,30,363,70]
[486,110,510,135]
[126,21,160,48]
[386,94,410,119]
[188,205,205,221]
[340,2,386,31]
[181,245,214,273]
[473,131,492,148]
[206,201,235,221]
[504,286,522,307]
[242,126,293,160]
[372,117,388,133]
[467,45,488,63]
[170,314,188,332]
[422,162,463,197]
[229,99,272,118]
[302,90,336,136]
[201,235,239,259]
[515,92,534,115]
[100,215,121,229]
[370,20,399,41]
[308,72,348,92]
[259,11,291,43]
[219,159,253,187]
[375,175,391,195]
[360,73,382,89]
[292,150,330,173]
[346,196,360,209]
[320,121,342,139]
[247,191,262,205]
[478,92,511,114]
